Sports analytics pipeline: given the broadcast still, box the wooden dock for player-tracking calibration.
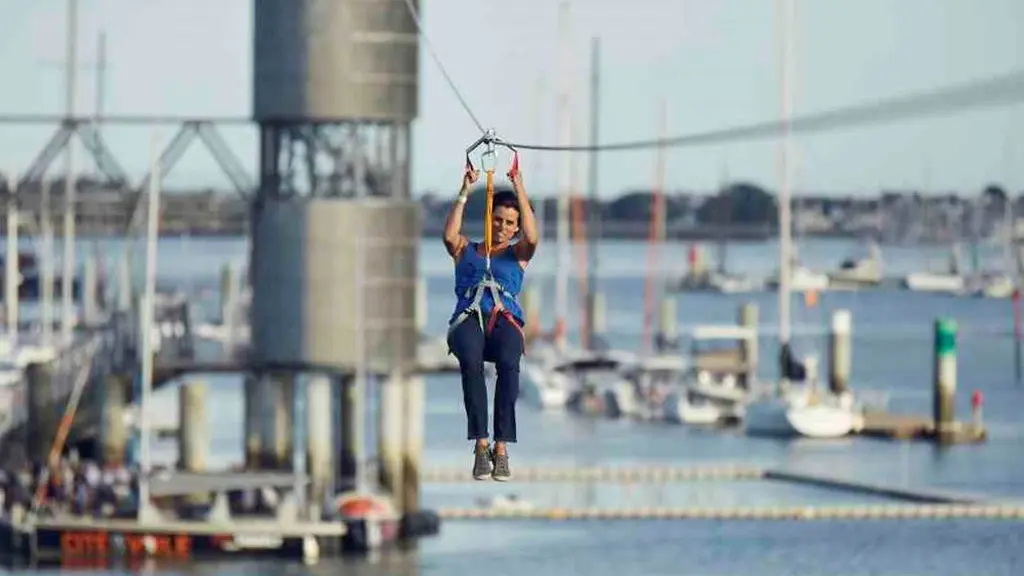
[856,412,986,444]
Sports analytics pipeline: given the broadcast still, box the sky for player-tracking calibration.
[0,0,1022,198]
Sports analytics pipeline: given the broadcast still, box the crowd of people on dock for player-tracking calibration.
[0,452,141,520]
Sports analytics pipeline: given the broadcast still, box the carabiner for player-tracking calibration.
[479,147,498,173]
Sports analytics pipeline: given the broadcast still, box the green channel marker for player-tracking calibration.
[935,318,957,356]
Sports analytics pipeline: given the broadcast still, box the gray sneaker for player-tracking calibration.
[491,450,511,482]
[472,446,493,480]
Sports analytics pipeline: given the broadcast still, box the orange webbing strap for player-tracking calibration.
[484,169,495,263]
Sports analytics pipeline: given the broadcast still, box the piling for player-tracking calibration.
[219,263,238,326]
[415,278,428,334]
[402,374,425,514]
[25,362,57,460]
[933,318,957,444]
[588,291,607,339]
[243,374,262,470]
[178,381,208,472]
[100,374,128,466]
[259,373,295,470]
[738,303,758,389]
[656,298,678,351]
[306,374,334,514]
[337,375,358,492]
[378,370,405,507]
[829,309,852,395]
[116,257,131,312]
[82,255,99,326]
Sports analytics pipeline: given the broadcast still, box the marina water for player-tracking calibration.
[20,235,1024,575]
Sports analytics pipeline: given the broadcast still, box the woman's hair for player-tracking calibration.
[492,191,522,228]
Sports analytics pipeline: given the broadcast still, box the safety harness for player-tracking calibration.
[447,131,526,351]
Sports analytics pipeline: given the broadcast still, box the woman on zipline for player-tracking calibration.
[442,159,539,481]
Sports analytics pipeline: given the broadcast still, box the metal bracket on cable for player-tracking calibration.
[465,129,517,173]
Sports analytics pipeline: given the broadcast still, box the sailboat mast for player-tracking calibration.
[776,0,795,352]
[641,101,668,354]
[586,37,601,346]
[717,163,730,275]
[554,0,573,350]
[532,74,545,245]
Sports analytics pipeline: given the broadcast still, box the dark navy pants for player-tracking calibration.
[448,313,524,443]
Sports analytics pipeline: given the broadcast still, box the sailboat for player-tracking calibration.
[828,240,884,289]
[521,3,606,410]
[904,243,967,294]
[743,0,858,439]
[967,199,1018,298]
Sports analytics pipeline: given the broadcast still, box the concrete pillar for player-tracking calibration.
[306,374,334,512]
[243,374,263,469]
[178,381,208,471]
[378,370,404,506]
[401,374,424,514]
[83,254,99,325]
[656,298,677,352]
[828,309,853,395]
[259,373,295,470]
[933,318,958,444]
[738,302,758,389]
[100,374,128,466]
[336,375,358,493]
[25,362,57,462]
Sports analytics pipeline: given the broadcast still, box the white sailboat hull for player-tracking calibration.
[904,272,964,294]
[745,393,857,438]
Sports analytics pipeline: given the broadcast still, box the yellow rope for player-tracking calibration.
[484,169,495,261]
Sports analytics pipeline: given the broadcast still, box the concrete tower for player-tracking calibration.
[247,0,421,490]
[250,0,420,370]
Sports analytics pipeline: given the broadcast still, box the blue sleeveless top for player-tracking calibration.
[450,242,525,325]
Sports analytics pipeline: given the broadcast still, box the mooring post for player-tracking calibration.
[829,309,852,395]
[415,277,428,335]
[117,256,132,312]
[589,291,607,340]
[657,298,678,352]
[243,374,262,470]
[306,374,334,517]
[738,302,759,389]
[178,380,208,472]
[378,370,405,509]
[336,374,358,493]
[259,373,295,470]
[100,374,128,466]
[82,254,99,326]
[219,262,237,326]
[933,318,958,444]
[401,374,425,515]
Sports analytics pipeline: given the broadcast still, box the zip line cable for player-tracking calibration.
[504,70,1024,152]
[400,1,1024,155]
[401,0,486,134]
